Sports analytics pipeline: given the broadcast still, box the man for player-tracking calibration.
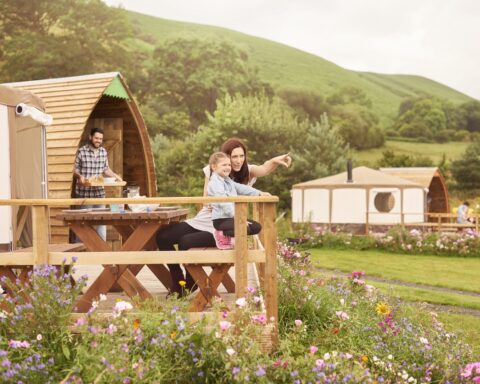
[457,201,470,224]
[73,127,122,240]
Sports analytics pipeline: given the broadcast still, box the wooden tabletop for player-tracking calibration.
[56,208,189,222]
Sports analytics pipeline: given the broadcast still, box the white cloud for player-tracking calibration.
[105,0,480,99]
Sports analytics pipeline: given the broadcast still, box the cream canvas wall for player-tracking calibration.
[0,105,12,245]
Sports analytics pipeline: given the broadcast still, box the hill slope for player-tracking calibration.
[126,10,473,126]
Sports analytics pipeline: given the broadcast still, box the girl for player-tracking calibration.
[207,152,269,249]
[156,138,291,295]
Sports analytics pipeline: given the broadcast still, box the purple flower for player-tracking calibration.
[255,366,266,376]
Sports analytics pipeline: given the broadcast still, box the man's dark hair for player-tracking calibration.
[90,127,104,136]
[464,201,470,206]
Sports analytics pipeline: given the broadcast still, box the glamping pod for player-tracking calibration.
[3,73,156,243]
[292,166,426,226]
[379,167,449,214]
[0,85,50,250]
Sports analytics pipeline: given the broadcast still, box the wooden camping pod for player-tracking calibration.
[379,167,449,214]
[4,73,156,243]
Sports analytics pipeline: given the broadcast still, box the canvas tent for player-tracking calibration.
[292,166,426,225]
[379,167,449,214]
[3,72,156,244]
[0,85,51,251]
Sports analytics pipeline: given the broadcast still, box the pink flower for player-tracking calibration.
[219,320,232,331]
[309,345,318,354]
[315,359,325,368]
[351,271,365,279]
[8,340,30,348]
[75,317,88,326]
[251,314,267,325]
[247,287,256,294]
[336,311,350,321]
[294,319,302,327]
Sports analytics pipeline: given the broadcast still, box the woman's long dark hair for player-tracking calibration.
[221,138,250,185]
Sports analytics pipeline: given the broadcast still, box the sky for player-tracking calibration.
[105,0,480,100]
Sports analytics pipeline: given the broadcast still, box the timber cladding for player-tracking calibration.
[4,73,157,243]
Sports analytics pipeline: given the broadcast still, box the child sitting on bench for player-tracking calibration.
[208,152,270,249]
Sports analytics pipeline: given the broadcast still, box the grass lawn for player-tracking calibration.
[309,248,480,293]
[353,140,469,166]
[438,313,480,358]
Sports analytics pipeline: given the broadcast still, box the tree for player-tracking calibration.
[277,88,330,122]
[330,103,384,149]
[376,150,433,168]
[145,38,270,132]
[451,139,480,190]
[293,113,348,183]
[0,0,134,82]
[154,93,348,208]
[394,98,450,142]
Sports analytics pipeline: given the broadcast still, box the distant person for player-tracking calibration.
[457,201,470,224]
[73,127,122,240]
[207,152,270,249]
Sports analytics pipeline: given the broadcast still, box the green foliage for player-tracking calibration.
[376,149,434,167]
[451,138,480,190]
[0,0,134,82]
[459,100,480,132]
[144,37,269,131]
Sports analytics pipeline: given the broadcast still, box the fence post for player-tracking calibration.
[263,202,278,345]
[234,202,248,298]
[32,205,49,266]
[252,202,266,288]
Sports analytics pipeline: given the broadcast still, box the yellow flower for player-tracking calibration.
[375,302,391,316]
[361,355,369,363]
[179,280,187,287]
[170,331,177,340]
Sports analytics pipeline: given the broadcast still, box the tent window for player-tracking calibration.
[374,192,395,213]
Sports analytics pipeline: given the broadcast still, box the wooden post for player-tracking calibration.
[32,205,49,265]
[252,203,266,288]
[328,188,333,232]
[263,202,278,345]
[234,202,248,298]
[400,188,404,229]
[365,188,370,235]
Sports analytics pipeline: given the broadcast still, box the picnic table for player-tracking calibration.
[56,207,188,312]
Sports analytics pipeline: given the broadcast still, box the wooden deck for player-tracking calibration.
[73,263,262,313]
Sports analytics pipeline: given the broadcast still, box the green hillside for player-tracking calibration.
[126,10,473,127]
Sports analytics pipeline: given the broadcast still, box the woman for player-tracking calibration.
[156,138,291,295]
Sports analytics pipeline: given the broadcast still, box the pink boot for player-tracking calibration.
[214,230,233,249]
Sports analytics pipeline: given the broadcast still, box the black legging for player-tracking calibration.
[212,218,262,237]
[156,222,216,294]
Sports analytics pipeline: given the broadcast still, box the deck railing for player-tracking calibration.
[0,196,279,330]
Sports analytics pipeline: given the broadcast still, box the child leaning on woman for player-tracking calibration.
[207,152,270,249]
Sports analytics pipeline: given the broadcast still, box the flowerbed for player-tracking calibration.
[289,225,480,257]
[0,248,478,383]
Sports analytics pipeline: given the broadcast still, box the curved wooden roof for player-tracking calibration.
[379,167,442,189]
[3,72,156,197]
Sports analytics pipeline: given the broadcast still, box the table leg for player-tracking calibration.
[186,264,232,312]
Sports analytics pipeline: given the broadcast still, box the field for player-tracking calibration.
[353,139,469,166]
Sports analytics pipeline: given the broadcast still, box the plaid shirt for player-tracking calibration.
[74,144,109,198]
